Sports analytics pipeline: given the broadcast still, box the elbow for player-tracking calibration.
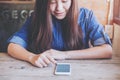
[7,43,15,56]
[106,49,112,59]
[104,44,113,59]
[7,43,12,55]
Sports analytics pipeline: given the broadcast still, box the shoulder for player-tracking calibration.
[80,7,91,14]
[78,8,93,22]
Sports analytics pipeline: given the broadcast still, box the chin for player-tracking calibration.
[55,15,66,20]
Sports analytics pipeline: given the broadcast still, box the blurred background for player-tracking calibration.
[0,0,119,56]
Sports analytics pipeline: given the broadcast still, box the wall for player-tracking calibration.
[112,23,120,56]
[77,0,109,25]
[0,1,34,52]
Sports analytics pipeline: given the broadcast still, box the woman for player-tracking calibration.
[7,0,112,68]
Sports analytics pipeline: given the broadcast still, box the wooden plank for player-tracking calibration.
[105,25,114,39]
[0,64,120,80]
[113,23,120,55]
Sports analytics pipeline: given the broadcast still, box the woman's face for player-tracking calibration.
[49,0,72,20]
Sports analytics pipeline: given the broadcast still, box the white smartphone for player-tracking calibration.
[54,63,71,75]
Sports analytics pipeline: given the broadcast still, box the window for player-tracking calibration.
[113,0,120,25]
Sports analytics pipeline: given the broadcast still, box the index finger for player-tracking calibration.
[46,55,57,64]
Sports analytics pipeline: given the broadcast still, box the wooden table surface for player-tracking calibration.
[0,53,120,80]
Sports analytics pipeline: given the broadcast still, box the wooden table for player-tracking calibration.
[0,53,120,80]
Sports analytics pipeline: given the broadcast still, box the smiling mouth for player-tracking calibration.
[55,12,65,16]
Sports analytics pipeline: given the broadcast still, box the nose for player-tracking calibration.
[56,1,63,11]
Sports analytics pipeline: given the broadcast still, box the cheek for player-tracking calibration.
[65,1,71,10]
[50,5,56,13]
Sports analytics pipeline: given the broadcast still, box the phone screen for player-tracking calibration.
[54,63,71,75]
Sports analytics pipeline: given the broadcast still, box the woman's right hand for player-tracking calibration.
[28,52,57,68]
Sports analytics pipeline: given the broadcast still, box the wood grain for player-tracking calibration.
[0,53,120,80]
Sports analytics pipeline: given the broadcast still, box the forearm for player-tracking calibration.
[64,44,112,59]
[8,43,57,68]
[7,43,36,62]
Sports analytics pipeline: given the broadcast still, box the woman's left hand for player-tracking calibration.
[44,49,67,60]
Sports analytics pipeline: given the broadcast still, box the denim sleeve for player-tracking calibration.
[8,17,31,48]
[87,10,112,46]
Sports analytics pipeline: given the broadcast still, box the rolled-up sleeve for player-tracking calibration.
[8,17,31,48]
[87,10,112,46]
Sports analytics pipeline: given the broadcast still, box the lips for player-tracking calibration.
[55,12,65,16]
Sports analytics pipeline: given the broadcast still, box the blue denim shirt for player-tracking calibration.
[8,8,111,50]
